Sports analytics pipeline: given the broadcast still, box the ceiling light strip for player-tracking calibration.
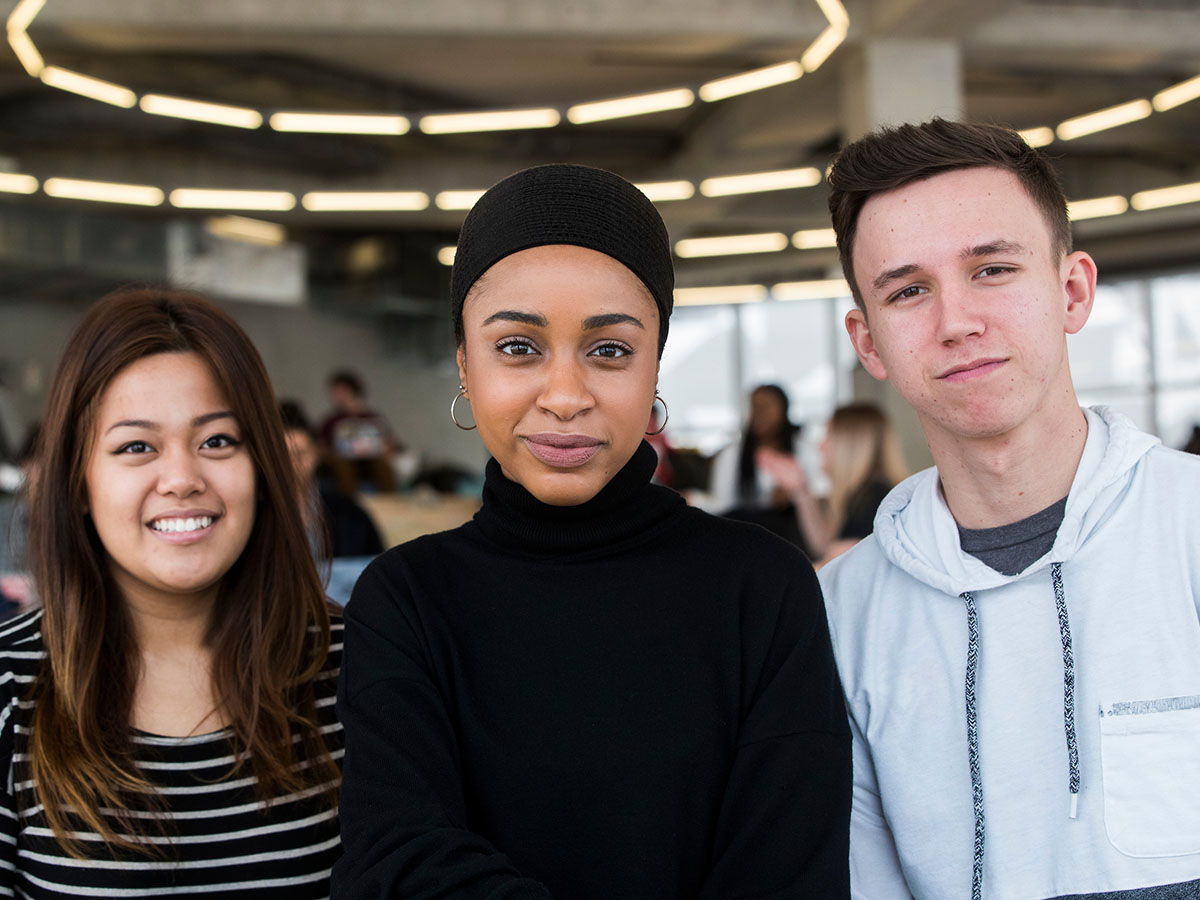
[634,181,695,202]
[567,88,694,125]
[772,279,851,301]
[43,177,163,206]
[1056,99,1152,141]
[1067,196,1128,221]
[140,94,263,129]
[270,112,410,135]
[674,285,767,307]
[435,190,486,211]
[419,108,560,134]
[700,167,822,197]
[792,228,837,249]
[169,189,295,211]
[1018,126,1055,149]
[1153,74,1200,113]
[0,173,38,194]
[699,62,803,103]
[40,66,136,107]
[205,215,286,246]
[301,191,429,211]
[675,233,789,258]
[1130,181,1200,211]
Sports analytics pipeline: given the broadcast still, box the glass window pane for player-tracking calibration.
[658,305,740,452]
[739,299,836,427]
[1068,280,1148,391]
[1151,272,1200,386]
[1156,386,1200,452]
[1077,389,1152,434]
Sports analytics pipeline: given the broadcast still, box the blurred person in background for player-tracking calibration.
[281,400,384,560]
[2,288,342,897]
[318,369,398,494]
[760,402,908,566]
[334,164,850,899]
[703,384,809,552]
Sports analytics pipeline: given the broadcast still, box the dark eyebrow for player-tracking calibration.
[105,411,236,435]
[872,263,920,293]
[481,310,548,327]
[963,240,1026,259]
[583,313,644,330]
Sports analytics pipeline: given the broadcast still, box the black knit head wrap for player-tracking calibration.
[450,164,674,355]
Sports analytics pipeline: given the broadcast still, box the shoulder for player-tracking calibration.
[676,503,813,568]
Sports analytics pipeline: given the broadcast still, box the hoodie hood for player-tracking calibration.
[873,406,1159,596]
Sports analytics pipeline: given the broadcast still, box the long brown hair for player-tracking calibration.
[25,287,338,855]
[825,403,908,534]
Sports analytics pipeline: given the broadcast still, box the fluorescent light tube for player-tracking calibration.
[567,88,694,125]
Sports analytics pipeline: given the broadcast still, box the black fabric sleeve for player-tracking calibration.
[697,562,851,898]
[332,557,552,900]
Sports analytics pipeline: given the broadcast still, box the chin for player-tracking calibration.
[524,473,606,507]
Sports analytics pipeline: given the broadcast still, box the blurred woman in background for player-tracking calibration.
[703,384,810,551]
[760,401,907,566]
[2,288,341,897]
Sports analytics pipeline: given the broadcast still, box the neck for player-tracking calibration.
[928,399,1088,530]
[120,583,217,656]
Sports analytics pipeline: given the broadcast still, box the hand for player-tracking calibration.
[756,449,808,496]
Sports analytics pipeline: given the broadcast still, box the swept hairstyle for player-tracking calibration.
[828,117,1073,310]
[25,287,337,855]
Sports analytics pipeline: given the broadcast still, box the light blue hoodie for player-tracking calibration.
[820,407,1200,899]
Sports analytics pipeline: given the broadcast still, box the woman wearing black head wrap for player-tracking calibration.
[334,164,850,899]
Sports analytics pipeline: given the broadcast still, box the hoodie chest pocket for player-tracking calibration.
[1099,696,1200,858]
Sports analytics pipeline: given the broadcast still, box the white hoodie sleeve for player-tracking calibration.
[848,709,916,900]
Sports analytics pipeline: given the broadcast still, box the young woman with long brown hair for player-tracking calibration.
[0,288,341,897]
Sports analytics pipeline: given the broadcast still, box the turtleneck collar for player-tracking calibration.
[473,440,685,556]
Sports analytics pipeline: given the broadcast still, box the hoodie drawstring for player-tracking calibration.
[961,589,984,900]
[1051,562,1081,817]
[960,562,1081,899]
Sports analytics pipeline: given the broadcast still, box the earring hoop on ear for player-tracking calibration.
[450,385,477,431]
[645,393,669,436]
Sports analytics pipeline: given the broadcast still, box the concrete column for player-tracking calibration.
[838,39,963,473]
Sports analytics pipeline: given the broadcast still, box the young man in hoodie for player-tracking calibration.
[819,117,1200,900]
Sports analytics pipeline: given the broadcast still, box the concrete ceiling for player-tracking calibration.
[2,0,1199,294]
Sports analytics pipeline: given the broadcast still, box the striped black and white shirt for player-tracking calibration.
[0,609,343,898]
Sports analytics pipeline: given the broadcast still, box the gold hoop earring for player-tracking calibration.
[645,393,669,436]
[450,385,477,431]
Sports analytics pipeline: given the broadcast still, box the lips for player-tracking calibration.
[523,433,604,468]
[938,358,1007,382]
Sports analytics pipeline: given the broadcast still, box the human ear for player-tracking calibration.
[1062,251,1098,336]
[456,345,468,391]
[845,308,889,381]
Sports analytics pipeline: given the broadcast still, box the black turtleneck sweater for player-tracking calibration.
[334,442,850,899]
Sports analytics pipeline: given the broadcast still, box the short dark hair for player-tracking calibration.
[327,369,364,397]
[828,118,1072,309]
[279,399,313,436]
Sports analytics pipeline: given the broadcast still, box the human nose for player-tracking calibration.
[537,355,595,420]
[156,448,205,497]
[934,285,986,344]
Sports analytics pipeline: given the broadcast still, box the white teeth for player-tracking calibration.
[152,516,213,533]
